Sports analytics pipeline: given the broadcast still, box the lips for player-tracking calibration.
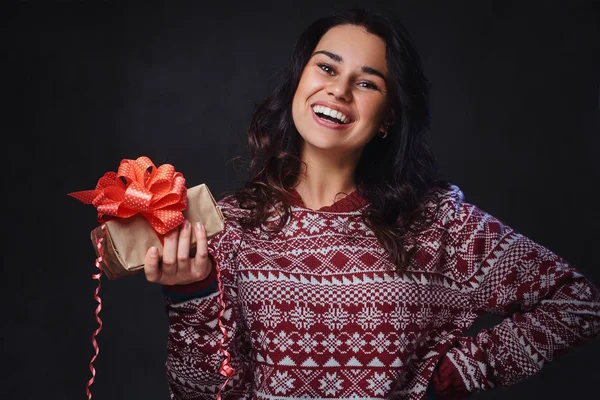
[311,107,354,130]
[310,101,355,122]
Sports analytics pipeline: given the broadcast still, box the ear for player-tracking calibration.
[379,109,395,133]
[384,109,396,126]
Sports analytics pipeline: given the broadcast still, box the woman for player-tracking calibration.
[144,8,599,400]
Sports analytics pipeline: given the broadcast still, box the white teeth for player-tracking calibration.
[312,105,351,124]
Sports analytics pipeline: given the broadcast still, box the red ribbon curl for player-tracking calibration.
[216,266,235,400]
[86,225,106,400]
[69,156,187,234]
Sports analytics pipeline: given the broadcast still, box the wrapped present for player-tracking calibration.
[69,156,224,279]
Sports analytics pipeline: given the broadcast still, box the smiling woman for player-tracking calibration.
[141,7,600,400]
[292,25,392,160]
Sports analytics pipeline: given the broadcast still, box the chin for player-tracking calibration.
[300,135,348,153]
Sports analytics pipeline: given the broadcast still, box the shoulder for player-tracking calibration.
[204,194,248,254]
[412,183,516,250]
[422,183,465,214]
[410,183,520,278]
[216,193,241,214]
[421,183,502,231]
[216,193,252,222]
[419,183,468,226]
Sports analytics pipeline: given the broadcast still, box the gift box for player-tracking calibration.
[69,156,224,280]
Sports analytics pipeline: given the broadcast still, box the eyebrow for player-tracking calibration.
[312,50,387,81]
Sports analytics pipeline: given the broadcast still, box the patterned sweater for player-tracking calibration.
[163,185,599,399]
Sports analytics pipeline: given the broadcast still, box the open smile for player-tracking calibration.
[311,107,354,130]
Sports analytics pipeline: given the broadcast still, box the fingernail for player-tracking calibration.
[196,222,202,231]
[184,220,190,230]
[149,247,158,256]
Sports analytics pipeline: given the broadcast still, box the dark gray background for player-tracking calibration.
[5,1,600,399]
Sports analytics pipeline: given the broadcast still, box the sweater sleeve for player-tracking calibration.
[163,206,253,399]
[432,199,600,399]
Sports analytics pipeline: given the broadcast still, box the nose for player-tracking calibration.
[327,78,352,102]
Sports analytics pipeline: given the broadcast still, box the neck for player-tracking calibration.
[294,144,360,210]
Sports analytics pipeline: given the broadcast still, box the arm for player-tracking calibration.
[432,204,600,399]
[162,221,253,400]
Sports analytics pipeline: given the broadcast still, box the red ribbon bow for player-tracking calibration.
[69,156,187,234]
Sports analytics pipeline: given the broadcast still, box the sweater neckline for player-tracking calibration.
[288,188,368,212]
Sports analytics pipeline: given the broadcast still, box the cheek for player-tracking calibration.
[357,97,388,126]
[292,71,321,123]
[292,72,307,105]
[297,69,327,98]
[291,86,305,128]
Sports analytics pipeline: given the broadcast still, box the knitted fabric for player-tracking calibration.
[164,185,599,399]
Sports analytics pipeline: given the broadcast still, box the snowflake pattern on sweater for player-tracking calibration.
[164,185,599,399]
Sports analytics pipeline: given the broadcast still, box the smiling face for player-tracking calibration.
[291,24,392,159]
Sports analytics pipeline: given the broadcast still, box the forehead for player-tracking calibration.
[314,24,388,73]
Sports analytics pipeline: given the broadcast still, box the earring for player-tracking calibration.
[379,125,389,139]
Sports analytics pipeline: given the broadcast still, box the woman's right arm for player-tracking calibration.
[145,220,252,400]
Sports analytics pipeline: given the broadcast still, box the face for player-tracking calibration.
[291,24,392,158]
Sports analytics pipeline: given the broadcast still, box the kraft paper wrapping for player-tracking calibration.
[90,184,224,280]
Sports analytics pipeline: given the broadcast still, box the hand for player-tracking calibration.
[144,220,213,285]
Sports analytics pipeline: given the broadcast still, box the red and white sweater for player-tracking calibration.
[163,185,599,399]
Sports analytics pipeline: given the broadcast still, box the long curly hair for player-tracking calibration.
[234,8,451,270]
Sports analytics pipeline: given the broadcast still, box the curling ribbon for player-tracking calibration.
[86,224,107,400]
[216,266,235,400]
[68,156,187,235]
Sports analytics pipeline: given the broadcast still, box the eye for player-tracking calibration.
[317,63,335,75]
[358,81,378,90]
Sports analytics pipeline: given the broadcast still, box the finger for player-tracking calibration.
[144,246,161,282]
[161,226,180,282]
[176,220,192,272]
[192,222,211,280]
